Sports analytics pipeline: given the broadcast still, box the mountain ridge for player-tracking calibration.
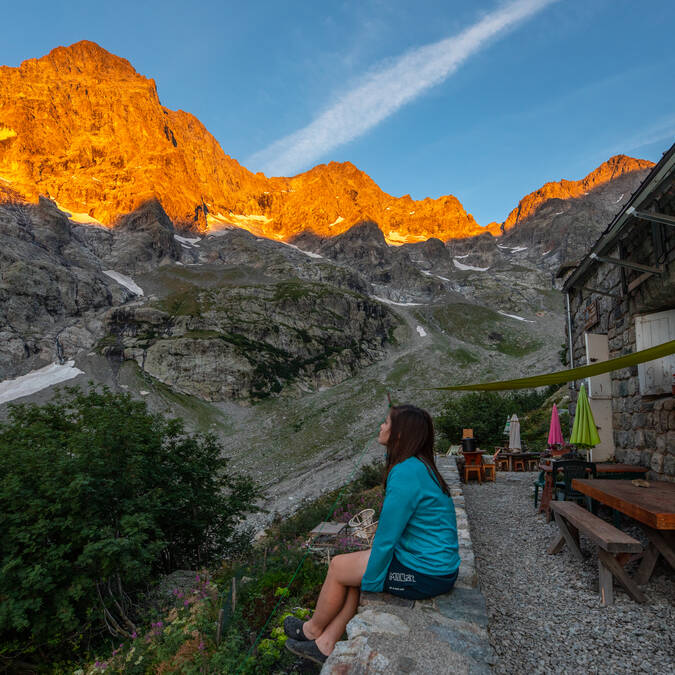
[0,40,653,243]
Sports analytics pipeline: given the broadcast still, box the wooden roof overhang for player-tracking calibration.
[562,142,675,295]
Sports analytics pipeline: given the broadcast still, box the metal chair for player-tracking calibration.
[533,470,546,508]
[553,460,597,510]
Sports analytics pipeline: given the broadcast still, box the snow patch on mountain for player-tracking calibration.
[498,310,534,323]
[175,235,201,246]
[103,270,144,296]
[0,361,84,405]
[371,296,423,307]
[453,259,489,272]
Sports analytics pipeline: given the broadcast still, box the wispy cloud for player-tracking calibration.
[248,0,557,176]
[619,118,675,155]
[590,116,675,164]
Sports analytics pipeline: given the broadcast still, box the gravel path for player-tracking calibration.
[463,473,674,675]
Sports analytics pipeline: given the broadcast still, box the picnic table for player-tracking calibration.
[538,462,648,519]
[572,478,675,590]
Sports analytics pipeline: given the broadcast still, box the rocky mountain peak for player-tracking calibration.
[502,154,653,231]
[0,41,500,243]
[24,40,140,80]
[0,40,657,248]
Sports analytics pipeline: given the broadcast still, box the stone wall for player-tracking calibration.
[567,217,675,481]
[322,456,495,674]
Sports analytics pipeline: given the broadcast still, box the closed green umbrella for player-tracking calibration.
[570,383,600,460]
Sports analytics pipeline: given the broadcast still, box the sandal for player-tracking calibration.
[285,638,328,665]
[283,616,309,641]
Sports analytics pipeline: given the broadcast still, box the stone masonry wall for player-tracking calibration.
[567,218,675,481]
[322,456,495,674]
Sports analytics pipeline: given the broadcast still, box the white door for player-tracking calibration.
[584,332,614,461]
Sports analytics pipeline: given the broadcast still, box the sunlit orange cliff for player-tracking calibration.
[0,41,653,242]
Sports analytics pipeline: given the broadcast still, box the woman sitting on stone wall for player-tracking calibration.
[285,404,461,665]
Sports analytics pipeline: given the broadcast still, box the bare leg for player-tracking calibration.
[303,549,370,639]
[314,586,360,655]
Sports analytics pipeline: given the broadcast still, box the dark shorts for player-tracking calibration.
[383,554,459,600]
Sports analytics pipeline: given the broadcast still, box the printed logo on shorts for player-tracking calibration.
[389,571,415,583]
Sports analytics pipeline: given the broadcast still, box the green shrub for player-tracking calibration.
[0,387,260,666]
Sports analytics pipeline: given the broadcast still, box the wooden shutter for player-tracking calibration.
[635,310,675,395]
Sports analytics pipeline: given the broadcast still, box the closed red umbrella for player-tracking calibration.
[548,403,564,447]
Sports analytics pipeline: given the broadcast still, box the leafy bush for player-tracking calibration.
[435,387,559,449]
[0,387,260,665]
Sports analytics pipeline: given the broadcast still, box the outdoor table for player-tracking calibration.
[594,464,650,478]
[537,463,648,520]
[503,452,539,472]
[572,479,675,587]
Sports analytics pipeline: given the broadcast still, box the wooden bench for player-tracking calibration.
[547,501,645,606]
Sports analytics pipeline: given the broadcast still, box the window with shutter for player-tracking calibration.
[635,310,675,395]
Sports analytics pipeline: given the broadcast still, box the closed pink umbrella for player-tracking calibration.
[548,403,564,447]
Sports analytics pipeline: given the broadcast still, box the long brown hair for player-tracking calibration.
[384,404,450,496]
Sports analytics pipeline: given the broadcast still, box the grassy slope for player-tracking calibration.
[119,260,564,524]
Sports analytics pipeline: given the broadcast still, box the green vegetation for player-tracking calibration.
[69,460,385,674]
[158,287,208,317]
[416,303,541,356]
[448,347,480,365]
[436,386,564,449]
[496,336,543,357]
[0,388,259,669]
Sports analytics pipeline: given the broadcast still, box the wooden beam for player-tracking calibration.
[627,271,654,294]
[589,253,662,275]
[547,533,565,555]
[552,512,585,562]
[581,286,623,299]
[598,549,647,604]
[634,542,660,586]
[647,528,675,569]
[629,208,675,228]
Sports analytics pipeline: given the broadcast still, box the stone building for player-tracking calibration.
[559,142,674,480]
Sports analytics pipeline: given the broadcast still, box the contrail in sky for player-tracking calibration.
[248,0,557,177]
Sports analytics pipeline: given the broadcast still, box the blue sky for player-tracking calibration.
[2,0,674,224]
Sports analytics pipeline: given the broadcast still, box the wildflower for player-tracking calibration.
[131,631,137,639]
[199,641,205,651]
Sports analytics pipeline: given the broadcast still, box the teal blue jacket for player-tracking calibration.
[361,456,460,592]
